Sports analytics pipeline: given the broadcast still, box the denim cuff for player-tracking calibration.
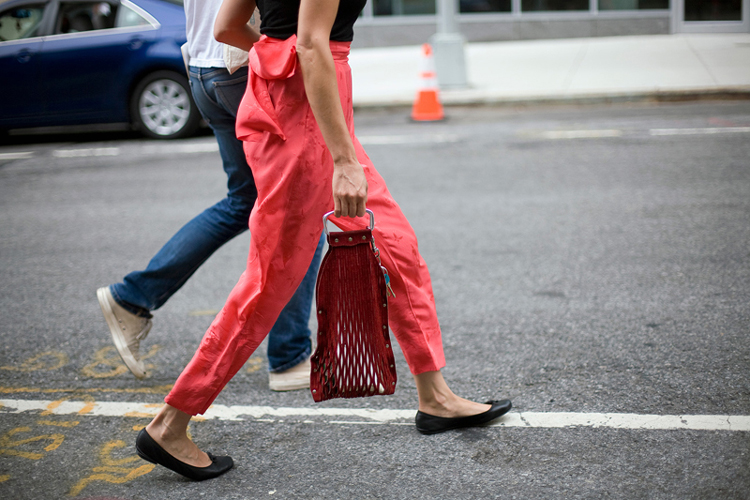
[268,345,311,373]
[109,286,153,319]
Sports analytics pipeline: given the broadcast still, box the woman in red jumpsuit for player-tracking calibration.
[134,0,512,481]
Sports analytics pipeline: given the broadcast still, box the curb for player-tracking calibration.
[353,87,750,110]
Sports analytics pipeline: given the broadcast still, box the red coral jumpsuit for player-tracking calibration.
[166,36,446,415]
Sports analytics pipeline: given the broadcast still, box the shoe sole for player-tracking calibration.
[268,379,310,391]
[135,444,157,464]
[97,287,147,379]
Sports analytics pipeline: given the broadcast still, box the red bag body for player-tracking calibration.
[310,227,397,402]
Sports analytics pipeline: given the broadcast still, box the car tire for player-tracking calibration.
[131,71,200,140]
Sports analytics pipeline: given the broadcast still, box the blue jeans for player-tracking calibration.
[111,66,325,372]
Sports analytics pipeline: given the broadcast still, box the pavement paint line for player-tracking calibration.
[538,130,623,140]
[0,385,173,395]
[492,412,750,431]
[47,142,218,160]
[52,147,121,158]
[139,142,219,155]
[650,126,750,136]
[358,134,460,145]
[1,400,748,432]
[0,152,34,160]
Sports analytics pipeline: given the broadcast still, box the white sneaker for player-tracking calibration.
[268,358,311,391]
[96,287,152,379]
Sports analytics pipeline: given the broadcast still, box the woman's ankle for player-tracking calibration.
[147,404,191,442]
[413,370,457,411]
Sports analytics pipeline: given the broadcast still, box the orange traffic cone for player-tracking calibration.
[411,44,444,122]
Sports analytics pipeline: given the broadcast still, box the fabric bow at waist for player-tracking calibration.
[236,35,352,142]
[236,35,298,142]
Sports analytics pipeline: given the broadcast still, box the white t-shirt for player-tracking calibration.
[184,0,225,68]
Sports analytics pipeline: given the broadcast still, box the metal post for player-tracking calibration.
[429,0,468,89]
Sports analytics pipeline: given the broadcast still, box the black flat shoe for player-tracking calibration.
[415,399,512,435]
[135,428,233,481]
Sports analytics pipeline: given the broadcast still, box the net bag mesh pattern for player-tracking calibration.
[310,226,397,402]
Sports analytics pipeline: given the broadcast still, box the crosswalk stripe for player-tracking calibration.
[52,147,121,158]
[2,399,748,432]
[650,126,750,136]
[538,130,623,139]
[358,134,460,145]
[0,152,34,160]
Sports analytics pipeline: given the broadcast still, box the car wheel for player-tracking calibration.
[131,71,200,140]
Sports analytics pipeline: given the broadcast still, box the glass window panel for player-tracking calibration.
[460,0,512,13]
[685,0,742,21]
[599,0,668,9]
[56,2,119,34]
[0,5,45,40]
[373,0,436,16]
[522,0,589,11]
[115,4,151,27]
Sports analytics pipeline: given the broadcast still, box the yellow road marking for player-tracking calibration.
[1,351,68,372]
[0,474,10,482]
[123,412,157,418]
[42,395,96,416]
[68,440,154,496]
[188,309,220,316]
[245,355,264,374]
[37,420,80,428]
[0,427,65,460]
[82,345,161,379]
[0,385,172,395]
[68,464,154,496]
[100,440,145,466]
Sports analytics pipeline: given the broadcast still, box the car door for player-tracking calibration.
[0,1,53,127]
[35,0,159,123]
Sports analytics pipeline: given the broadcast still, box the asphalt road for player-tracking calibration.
[1,101,749,499]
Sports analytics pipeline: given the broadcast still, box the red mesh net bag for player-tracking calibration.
[310,210,398,402]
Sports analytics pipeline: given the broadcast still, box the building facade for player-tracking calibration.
[353,0,750,47]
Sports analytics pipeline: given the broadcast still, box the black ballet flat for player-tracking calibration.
[415,399,512,435]
[135,428,233,481]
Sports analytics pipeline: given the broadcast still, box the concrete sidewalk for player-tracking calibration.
[349,33,750,107]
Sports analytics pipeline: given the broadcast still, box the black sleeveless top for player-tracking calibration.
[256,0,366,42]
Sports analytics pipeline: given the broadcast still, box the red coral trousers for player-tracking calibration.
[165,36,445,416]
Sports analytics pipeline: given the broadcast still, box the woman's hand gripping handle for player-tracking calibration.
[332,160,368,218]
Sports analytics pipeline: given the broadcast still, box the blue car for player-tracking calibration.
[0,0,201,139]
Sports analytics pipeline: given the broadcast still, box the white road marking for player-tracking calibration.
[358,134,460,145]
[10,126,749,163]
[53,147,121,158]
[537,130,623,140]
[41,135,454,161]
[1,399,748,432]
[0,152,34,160]
[139,141,219,154]
[650,126,750,136]
[48,142,220,159]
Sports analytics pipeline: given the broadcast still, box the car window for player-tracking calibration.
[115,3,151,28]
[0,4,46,41]
[55,2,118,34]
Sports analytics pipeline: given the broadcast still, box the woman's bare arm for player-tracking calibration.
[214,0,260,51]
[297,0,367,219]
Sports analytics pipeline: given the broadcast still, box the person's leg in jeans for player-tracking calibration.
[98,66,324,386]
[266,237,325,389]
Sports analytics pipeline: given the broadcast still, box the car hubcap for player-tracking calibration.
[138,79,191,136]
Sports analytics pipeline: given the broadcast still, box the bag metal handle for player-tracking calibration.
[322,209,375,236]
